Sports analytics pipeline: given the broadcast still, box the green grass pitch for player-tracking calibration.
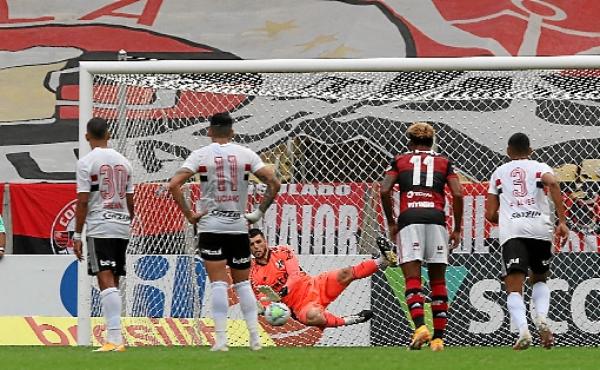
[0,346,597,370]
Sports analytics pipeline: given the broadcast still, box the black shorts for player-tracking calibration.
[197,232,251,270]
[501,238,552,277]
[87,237,128,276]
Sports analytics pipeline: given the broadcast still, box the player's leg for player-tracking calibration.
[427,264,447,352]
[89,238,126,352]
[229,234,261,351]
[528,239,554,348]
[423,224,450,352]
[502,238,531,350]
[299,303,371,327]
[198,233,231,352]
[398,224,430,349]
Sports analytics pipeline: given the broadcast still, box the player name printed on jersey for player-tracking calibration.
[76,147,133,239]
[488,159,554,245]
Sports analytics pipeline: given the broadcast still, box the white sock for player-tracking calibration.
[100,287,122,345]
[211,281,229,346]
[531,282,550,319]
[507,292,528,336]
[233,280,260,346]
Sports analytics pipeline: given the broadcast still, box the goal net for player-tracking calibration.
[78,58,600,347]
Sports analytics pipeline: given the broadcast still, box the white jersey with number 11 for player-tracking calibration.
[182,142,265,234]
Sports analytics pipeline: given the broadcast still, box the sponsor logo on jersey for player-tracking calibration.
[102,211,131,222]
[511,211,542,219]
[407,201,435,208]
[209,210,242,218]
[406,191,433,199]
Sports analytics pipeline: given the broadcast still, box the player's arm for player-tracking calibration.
[126,165,135,220]
[282,247,302,276]
[447,176,464,249]
[168,169,202,224]
[0,219,6,258]
[542,171,569,245]
[73,160,90,261]
[73,192,89,261]
[380,172,399,238]
[485,194,499,224]
[245,166,281,223]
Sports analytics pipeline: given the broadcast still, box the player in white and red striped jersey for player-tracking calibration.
[486,132,569,350]
[73,117,134,352]
[168,112,280,352]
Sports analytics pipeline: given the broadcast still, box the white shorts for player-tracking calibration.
[396,224,449,265]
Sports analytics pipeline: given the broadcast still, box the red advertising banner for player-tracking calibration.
[10,183,76,254]
[7,182,600,254]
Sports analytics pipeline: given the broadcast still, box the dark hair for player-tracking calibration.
[248,228,264,238]
[209,112,233,138]
[508,132,530,154]
[210,112,233,126]
[87,117,109,140]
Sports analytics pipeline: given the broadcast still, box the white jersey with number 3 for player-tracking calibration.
[182,142,265,234]
[76,147,134,239]
[488,159,554,246]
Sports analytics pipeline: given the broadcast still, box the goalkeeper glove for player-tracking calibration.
[256,301,266,316]
[245,209,264,223]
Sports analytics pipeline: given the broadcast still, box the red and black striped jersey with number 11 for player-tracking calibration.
[385,150,457,229]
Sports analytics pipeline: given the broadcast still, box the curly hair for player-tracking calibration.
[406,122,435,147]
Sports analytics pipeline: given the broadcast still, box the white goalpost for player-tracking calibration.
[78,56,600,347]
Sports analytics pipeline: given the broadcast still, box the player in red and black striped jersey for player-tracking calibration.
[381,122,464,352]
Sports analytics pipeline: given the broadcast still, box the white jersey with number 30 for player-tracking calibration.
[488,159,554,246]
[76,147,134,239]
[182,142,265,234]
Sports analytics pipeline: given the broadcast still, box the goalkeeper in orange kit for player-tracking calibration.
[248,228,397,328]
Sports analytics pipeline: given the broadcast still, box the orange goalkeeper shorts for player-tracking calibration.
[291,269,347,324]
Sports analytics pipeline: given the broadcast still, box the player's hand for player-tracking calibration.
[449,230,461,250]
[256,301,266,316]
[555,222,569,248]
[73,239,83,261]
[245,209,264,224]
[387,223,399,240]
[185,210,206,225]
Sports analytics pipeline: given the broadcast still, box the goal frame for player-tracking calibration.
[77,55,600,346]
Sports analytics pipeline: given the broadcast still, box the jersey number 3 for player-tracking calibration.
[511,167,528,197]
[410,155,434,187]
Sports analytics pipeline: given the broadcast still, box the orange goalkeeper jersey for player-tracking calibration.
[250,246,312,307]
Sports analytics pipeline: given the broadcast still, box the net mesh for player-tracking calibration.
[87,67,600,347]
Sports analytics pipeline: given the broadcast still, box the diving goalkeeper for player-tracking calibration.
[249,228,396,328]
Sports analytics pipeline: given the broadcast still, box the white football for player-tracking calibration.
[264,302,291,326]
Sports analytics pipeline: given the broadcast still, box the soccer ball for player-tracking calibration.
[264,302,291,326]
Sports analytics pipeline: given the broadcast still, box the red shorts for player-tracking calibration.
[285,269,347,324]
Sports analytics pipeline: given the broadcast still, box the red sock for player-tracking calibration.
[405,276,425,328]
[431,279,448,340]
[323,311,346,327]
[351,259,378,279]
